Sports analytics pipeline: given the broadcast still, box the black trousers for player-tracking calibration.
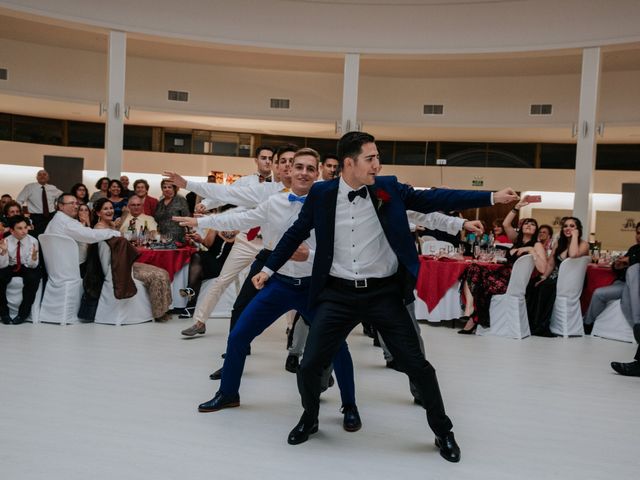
[29,214,51,238]
[228,249,272,332]
[298,277,453,437]
[0,266,42,317]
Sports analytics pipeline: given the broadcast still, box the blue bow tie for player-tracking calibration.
[288,193,306,204]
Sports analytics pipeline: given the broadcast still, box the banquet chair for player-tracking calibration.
[94,242,154,325]
[477,254,535,339]
[550,256,591,337]
[420,239,454,255]
[6,277,43,323]
[591,300,636,343]
[38,233,83,325]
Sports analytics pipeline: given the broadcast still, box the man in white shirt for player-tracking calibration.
[16,170,62,237]
[45,194,120,267]
[0,215,42,324]
[173,149,359,430]
[119,195,158,235]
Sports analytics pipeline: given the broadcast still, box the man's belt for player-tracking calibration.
[273,272,311,287]
[327,274,396,290]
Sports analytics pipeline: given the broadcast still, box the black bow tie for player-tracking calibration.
[348,187,368,202]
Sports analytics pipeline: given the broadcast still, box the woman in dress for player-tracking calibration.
[89,177,110,204]
[107,179,128,220]
[526,216,589,336]
[154,179,190,243]
[91,198,172,321]
[458,217,547,334]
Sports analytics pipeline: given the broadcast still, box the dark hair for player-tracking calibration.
[337,131,376,167]
[636,222,640,231]
[538,224,553,237]
[255,145,276,158]
[70,183,89,201]
[514,217,539,248]
[56,193,75,207]
[556,216,583,255]
[275,144,298,160]
[92,198,113,226]
[95,176,110,190]
[7,215,28,229]
[107,179,124,198]
[1,193,11,199]
[322,153,339,163]
[492,218,505,234]
[3,200,21,216]
[133,179,150,191]
[160,179,178,194]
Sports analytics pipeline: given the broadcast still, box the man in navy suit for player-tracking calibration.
[253,131,518,462]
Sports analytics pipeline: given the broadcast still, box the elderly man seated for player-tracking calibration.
[584,222,640,333]
[44,193,120,272]
[119,195,158,236]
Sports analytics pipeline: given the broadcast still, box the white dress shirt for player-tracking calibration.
[0,234,39,269]
[198,191,314,279]
[45,211,121,263]
[189,180,284,210]
[406,211,465,235]
[331,178,398,280]
[16,183,62,215]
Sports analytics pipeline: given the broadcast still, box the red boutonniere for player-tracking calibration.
[374,188,391,210]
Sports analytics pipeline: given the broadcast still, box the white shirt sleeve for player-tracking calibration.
[406,211,465,235]
[65,219,121,243]
[196,204,267,232]
[0,243,8,269]
[186,181,281,208]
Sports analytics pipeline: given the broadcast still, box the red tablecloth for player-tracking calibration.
[135,246,196,281]
[580,264,617,314]
[416,256,503,311]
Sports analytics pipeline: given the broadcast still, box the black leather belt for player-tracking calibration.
[327,274,396,290]
[273,272,310,287]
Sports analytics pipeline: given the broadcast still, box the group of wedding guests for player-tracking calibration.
[456,200,590,336]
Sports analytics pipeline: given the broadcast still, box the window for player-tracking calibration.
[124,125,153,151]
[439,142,488,167]
[596,144,640,171]
[395,141,427,165]
[163,131,191,154]
[540,143,576,169]
[12,115,63,145]
[486,143,536,168]
[376,141,394,165]
[0,113,10,141]
[68,121,105,148]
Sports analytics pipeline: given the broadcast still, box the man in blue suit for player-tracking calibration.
[253,131,518,462]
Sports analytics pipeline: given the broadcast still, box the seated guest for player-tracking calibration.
[89,177,110,204]
[501,199,534,242]
[584,222,640,333]
[16,169,62,237]
[491,219,510,243]
[458,217,547,333]
[107,179,128,220]
[537,224,554,253]
[91,198,172,321]
[120,175,133,198]
[154,179,190,244]
[77,204,92,228]
[0,194,12,212]
[178,224,236,326]
[133,179,158,216]
[44,194,120,267]
[611,324,640,377]
[2,201,33,237]
[0,215,42,325]
[70,183,90,206]
[119,195,158,236]
[526,216,590,336]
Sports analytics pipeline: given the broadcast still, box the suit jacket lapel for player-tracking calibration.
[367,184,388,232]
[324,181,339,253]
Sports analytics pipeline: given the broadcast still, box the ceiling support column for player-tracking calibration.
[104,31,127,179]
[341,53,360,133]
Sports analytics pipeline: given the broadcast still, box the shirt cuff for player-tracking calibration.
[261,267,274,277]
[490,192,495,205]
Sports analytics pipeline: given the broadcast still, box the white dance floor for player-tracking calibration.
[1,316,638,480]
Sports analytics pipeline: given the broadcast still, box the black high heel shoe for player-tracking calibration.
[457,323,478,335]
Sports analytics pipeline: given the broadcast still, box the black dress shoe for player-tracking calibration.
[583,323,594,335]
[198,391,240,412]
[221,346,251,359]
[209,367,223,380]
[287,415,319,445]
[1,315,11,325]
[11,315,25,325]
[413,396,423,406]
[341,405,362,432]
[285,354,299,373]
[435,432,461,463]
[633,324,640,344]
[611,361,640,377]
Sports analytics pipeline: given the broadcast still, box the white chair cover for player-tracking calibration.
[477,254,535,339]
[413,285,462,322]
[39,234,83,325]
[592,300,636,343]
[6,277,43,322]
[94,242,154,325]
[420,240,454,255]
[550,256,591,337]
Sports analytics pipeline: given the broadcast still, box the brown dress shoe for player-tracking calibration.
[182,322,206,336]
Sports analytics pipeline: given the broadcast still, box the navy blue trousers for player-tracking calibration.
[219,276,356,407]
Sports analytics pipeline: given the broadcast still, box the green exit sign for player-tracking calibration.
[472,179,484,187]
